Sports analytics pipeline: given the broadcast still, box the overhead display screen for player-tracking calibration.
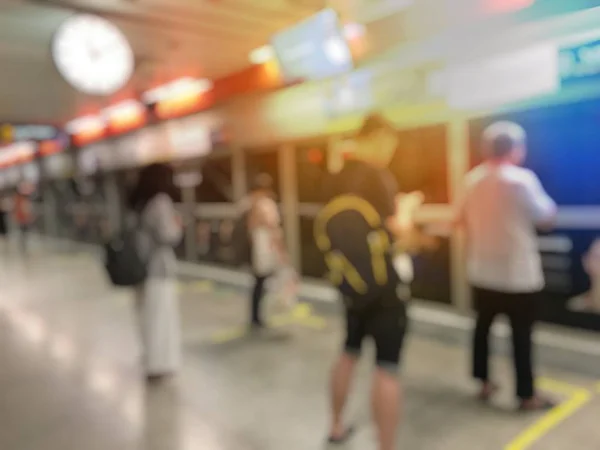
[271,8,353,83]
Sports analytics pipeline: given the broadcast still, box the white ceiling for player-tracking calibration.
[0,0,324,125]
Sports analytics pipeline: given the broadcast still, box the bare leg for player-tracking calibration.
[372,368,402,450]
[329,352,357,439]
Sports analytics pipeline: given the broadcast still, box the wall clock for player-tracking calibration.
[52,14,134,96]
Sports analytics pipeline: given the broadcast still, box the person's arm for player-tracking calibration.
[519,172,557,231]
[387,191,428,253]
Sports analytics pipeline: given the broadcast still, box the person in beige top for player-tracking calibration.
[246,173,288,329]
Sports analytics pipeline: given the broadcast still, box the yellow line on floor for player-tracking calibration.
[504,378,592,450]
[208,304,327,343]
[210,326,246,344]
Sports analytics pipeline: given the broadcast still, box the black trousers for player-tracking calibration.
[250,274,269,325]
[472,287,538,400]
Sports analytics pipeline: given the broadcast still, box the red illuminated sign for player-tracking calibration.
[155,92,211,120]
[39,140,62,156]
[104,100,147,135]
[67,116,106,147]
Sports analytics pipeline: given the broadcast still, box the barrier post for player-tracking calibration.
[279,144,301,271]
[232,144,246,202]
[448,117,471,312]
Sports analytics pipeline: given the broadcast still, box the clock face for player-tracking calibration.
[52,14,134,96]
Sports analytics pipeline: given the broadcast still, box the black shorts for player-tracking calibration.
[343,289,408,373]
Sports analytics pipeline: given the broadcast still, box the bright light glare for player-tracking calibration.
[440,44,559,109]
[0,141,35,166]
[102,99,144,119]
[20,313,46,345]
[342,22,365,40]
[49,333,75,364]
[89,366,117,397]
[324,37,352,65]
[249,45,275,64]
[485,0,535,14]
[66,115,106,134]
[142,78,213,104]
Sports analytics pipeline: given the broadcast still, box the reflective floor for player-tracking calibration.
[1,243,599,450]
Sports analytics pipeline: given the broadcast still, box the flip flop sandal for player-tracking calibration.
[328,426,356,445]
[519,398,557,411]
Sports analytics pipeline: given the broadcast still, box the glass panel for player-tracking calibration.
[192,217,237,267]
[194,218,215,263]
[296,143,329,203]
[538,229,600,332]
[388,124,449,203]
[194,156,233,203]
[411,237,452,305]
[299,216,327,278]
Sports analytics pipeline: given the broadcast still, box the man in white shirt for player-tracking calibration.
[457,121,557,411]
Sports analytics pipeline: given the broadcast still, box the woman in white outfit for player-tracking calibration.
[247,173,287,329]
[128,163,183,382]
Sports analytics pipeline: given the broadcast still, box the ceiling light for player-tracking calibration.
[142,78,213,104]
[249,45,275,64]
[102,100,144,119]
[66,115,105,134]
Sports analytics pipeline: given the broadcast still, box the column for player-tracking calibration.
[447,117,471,312]
[278,144,301,271]
[231,144,247,202]
[182,185,196,261]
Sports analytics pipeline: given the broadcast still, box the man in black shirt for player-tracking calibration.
[317,115,421,450]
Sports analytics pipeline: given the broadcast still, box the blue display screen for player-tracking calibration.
[560,39,600,85]
[470,98,600,206]
[271,9,353,83]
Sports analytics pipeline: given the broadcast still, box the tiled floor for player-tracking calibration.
[0,246,599,450]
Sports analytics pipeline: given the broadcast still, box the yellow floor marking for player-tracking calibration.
[210,326,246,344]
[209,303,327,343]
[505,378,592,450]
[178,280,215,294]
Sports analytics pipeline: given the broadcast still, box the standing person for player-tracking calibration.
[14,184,33,255]
[246,173,287,330]
[0,195,9,251]
[128,163,183,382]
[457,121,557,410]
[316,114,421,450]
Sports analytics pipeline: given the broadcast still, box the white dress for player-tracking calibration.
[249,196,281,277]
[135,194,183,376]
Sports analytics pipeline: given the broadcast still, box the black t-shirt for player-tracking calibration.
[325,160,397,217]
[321,160,400,301]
